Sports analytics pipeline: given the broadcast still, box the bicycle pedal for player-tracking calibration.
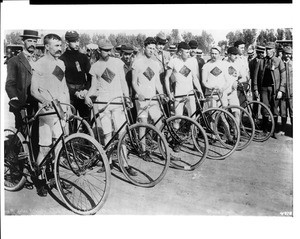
[18,152,29,160]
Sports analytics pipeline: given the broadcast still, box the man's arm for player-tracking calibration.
[5,57,18,99]
[191,68,203,95]
[276,59,287,99]
[119,62,129,97]
[164,68,173,99]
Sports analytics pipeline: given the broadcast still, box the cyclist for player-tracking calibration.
[84,39,137,176]
[31,33,70,196]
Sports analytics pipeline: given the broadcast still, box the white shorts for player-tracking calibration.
[136,100,162,123]
[97,105,126,135]
[39,115,62,146]
[174,95,196,117]
[228,90,240,106]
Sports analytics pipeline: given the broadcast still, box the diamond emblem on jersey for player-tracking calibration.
[228,66,237,76]
[143,67,155,81]
[52,65,64,81]
[210,66,222,77]
[179,65,191,77]
[101,68,116,83]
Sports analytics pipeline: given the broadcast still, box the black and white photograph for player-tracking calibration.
[1,1,298,239]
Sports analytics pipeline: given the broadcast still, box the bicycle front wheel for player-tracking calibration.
[225,105,255,150]
[54,133,111,215]
[197,108,240,160]
[160,115,208,171]
[4,128,28,191]
[117,123,170,187]
[67,115,94,137]
[243,101,275,142]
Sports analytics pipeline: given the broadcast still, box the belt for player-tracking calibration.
[67,83,86,90]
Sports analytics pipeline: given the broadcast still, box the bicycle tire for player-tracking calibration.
[243,101,275,142]
[197,108,240,160]
[67,115,94,137]
[54,133,111,215]
[4,128,28,191]
[224,105,255,150]
[160,115,209,171]
[117,123,170,187]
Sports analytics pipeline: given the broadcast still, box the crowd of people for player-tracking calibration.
[5,29,293,196]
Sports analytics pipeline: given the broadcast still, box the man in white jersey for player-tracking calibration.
[85,39,137,176]
[165,41,203,117]
[132,37,167,162]
[202,45,231,108]
[31,33,70,196]
[224,46,243,122]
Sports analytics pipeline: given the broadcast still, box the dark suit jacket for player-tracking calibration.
[5,52,33,106]
[253,55,286,94]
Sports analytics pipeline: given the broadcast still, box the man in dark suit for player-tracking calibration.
[253,42,286,138]
[5,29,40,129]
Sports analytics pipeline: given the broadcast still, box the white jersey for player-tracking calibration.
[202,59,230,91]
[235,55,249,83]
[32,55,69,110]
[167,56,198,96]
[132,55,160,98]
[90,57,127,101]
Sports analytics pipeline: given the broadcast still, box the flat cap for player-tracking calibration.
[98,39,114,50]
[234,40,245,47]
[65,30,79,42]
[265,42,276,49]
[121,44,134,53]
[283,46,292,54]
[144,37,156,46]
[156,32,167,44]
[167,44,177,52]
[178,41,191,50]
[211,45,221,53]
[188,40,198,49]
[227,46,239,55]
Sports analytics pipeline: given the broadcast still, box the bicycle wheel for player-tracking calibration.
[160,115,209,171]
[67,115,94,137]
[225,105,255,150]
[243,101,275,142]
[197,108,240,160]
[4,128,28,191]
[54,133,110,215]
[117,123,170,187]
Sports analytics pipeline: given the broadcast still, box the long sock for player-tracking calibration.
[274,116,278,133]
[281,117,287,133]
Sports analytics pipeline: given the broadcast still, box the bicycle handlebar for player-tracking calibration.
[92,96,132,114]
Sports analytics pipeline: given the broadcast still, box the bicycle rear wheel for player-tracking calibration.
[54,133,110,215]
[197,108,240,160]
[160,115,208,171]
[117,123,170,187]
[225,105,255,150]
[4,128,28,191]
[67,115,94,137]
[243,101,275,142]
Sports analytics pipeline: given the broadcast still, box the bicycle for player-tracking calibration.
[4,100,111,215]
[90,96,170,188]
[212,90,255,150]
[136,94,209,171]
[177,90,240,160]
[237,82,275,142]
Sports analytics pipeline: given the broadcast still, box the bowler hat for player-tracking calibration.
[98,39,114,50]
[20,30,40,39]
[188,40,198,49]
[256,45,265,53]
[283,46,292,54]
[156,32,167,44]
[227,47,239,55]
[178,42,190,50]
[65,30,79,42]
[266,42,275,49]
[121,44,134,54]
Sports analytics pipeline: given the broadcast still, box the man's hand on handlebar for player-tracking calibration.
[85,96,93,108]
[42,100,53,111]
[137,93,146,101]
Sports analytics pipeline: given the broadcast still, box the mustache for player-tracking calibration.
[28,45,36,49]
[55,50,62,54]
